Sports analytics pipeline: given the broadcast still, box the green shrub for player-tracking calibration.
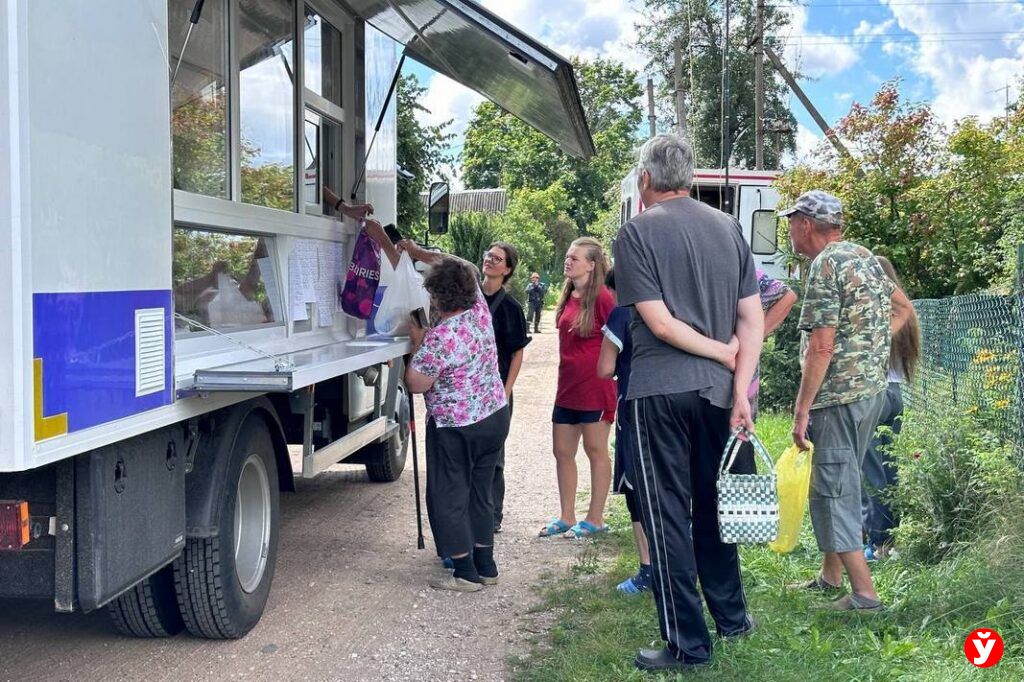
[890,409,1022,563]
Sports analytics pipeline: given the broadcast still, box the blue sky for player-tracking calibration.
[406,0,1024,181]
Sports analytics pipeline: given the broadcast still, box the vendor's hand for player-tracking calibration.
[730,392,754,437]
[792,409,811,450]
[341,202,374,220]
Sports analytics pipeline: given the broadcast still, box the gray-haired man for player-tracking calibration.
[614,134,764,672]
[784,190,912,611]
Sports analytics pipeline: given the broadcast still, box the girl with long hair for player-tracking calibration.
[862,256,921,560]
[539,237,617,538]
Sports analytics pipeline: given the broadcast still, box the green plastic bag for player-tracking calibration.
[768,443,813,554]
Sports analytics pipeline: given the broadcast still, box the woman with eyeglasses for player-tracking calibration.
[480,243,530,534]
[539,237,617,539]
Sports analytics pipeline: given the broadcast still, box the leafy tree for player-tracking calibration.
[461,57,643,234]
[634,0,797,168]
[778,82,1024,298]
[397,74,454,232]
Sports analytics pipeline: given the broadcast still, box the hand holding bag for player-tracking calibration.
[717,429,779,545]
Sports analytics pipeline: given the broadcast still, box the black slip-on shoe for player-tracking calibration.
[634,648,709,673]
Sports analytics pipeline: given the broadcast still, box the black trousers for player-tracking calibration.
[527,302,542,331]
[629,392,748,664]
[426,406,510,557]
[492,394,513,527]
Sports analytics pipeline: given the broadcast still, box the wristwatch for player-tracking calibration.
[334,198,345,212]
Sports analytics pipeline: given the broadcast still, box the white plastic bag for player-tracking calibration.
[373,251,430,336]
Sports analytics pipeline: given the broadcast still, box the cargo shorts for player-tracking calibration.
[806,391,886,553]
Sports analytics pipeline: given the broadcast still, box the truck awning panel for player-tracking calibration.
[345,0,595,159]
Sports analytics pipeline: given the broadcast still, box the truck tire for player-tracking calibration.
[174,415,280,639]
[366,389,410,483]
[107,564,184,637]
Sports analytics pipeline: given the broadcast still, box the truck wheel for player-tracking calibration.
[174,415,280,639]
[365,389,410,483]
[108,563,183,637]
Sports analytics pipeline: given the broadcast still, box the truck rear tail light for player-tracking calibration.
[0,501,30,550]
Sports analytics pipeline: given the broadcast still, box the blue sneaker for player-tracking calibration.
[864,544,878,562]
[617,567,652,595]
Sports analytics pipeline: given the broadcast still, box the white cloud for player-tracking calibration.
[781,6,860,78]
[854,19,895,38]
[880,0,1024,124]
[835,92,853,103]
[781,123,826,169]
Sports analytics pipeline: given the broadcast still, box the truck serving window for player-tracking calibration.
[751,209,778,255]
[173,228,285,334]
[169,0,229,199]
[238,0,295,211]
[303,6,347,215]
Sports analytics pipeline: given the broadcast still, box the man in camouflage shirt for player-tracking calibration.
[783,190,912,612]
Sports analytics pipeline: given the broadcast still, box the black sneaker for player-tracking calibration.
[493,522,503,534]
[718,614,756,639]
[634,648,709,672]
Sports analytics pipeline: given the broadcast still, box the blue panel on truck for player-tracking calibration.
[32,291,173,439]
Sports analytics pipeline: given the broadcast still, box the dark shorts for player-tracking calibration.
[552,405,612,425]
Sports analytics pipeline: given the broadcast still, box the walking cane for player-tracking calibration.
[408,380,426,550]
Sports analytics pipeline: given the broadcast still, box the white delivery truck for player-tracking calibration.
[618,168,785,280]
[0,0,592,639]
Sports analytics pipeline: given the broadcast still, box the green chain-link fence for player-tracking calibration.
[903,247,1024,466]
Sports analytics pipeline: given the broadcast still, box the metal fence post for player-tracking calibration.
[1016,244,1024,465]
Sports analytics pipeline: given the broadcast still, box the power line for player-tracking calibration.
[769,29,1024,39]
[773,34,1024,45]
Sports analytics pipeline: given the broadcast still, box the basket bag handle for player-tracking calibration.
[718,428,775,477]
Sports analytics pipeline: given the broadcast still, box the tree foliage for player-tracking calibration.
[777,81,1024,298]
[460,57,643,235]
[634,0,797,168]
[397,74,454,232]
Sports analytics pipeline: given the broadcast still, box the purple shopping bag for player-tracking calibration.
[340,229,381,319]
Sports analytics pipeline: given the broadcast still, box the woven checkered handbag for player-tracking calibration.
[717,428,779,544]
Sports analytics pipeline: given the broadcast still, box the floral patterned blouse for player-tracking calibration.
[410,291,507,428]
[748,269,793,401]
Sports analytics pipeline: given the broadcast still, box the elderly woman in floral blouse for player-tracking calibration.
[403,245,510,593]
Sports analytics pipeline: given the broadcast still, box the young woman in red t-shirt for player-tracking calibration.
[539,237,617,538]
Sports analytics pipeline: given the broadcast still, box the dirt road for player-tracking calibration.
[0,312,594,682]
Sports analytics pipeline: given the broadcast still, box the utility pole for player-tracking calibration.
[754,0,765,169]
[647,77,657,137]
[673,38,688,139]
[763,44,853,161]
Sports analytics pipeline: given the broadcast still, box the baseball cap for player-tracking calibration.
[778,190,844,226]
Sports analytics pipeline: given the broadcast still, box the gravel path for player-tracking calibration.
[0,311,594,681]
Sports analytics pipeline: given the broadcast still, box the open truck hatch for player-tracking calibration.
[345,0,595,159]
[190,337,410,392]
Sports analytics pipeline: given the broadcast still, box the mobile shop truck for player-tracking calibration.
[0,0,593,638]
[619,168,785,280]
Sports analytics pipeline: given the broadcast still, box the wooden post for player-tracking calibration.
[673,39,687,139]
[647,77,657,137]
[754,0,765,169]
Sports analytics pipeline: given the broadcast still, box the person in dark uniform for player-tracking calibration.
[480,243,530,533]
[525,273,547,333]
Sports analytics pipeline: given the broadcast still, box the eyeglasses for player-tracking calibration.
[482,251,505,265]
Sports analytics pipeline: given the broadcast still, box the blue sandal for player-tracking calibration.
[538,518,572,537]
[564,520,609,538]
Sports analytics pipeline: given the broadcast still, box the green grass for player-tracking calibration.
[512,414,1024,682]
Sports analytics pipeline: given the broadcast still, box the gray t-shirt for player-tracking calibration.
[613,196,758,407]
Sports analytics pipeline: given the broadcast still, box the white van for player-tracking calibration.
[619,168,786,280]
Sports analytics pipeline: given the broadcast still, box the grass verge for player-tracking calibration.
[512,414,1024,681]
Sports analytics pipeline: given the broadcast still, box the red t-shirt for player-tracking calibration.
[555,286,618,416]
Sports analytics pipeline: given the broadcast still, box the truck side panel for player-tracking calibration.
[26,1,173,458]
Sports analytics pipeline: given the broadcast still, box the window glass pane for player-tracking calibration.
[169,0,228,198]
[173,228,284,333]
[304,7,343,108]
[304,110,343,213]
[239,0,295,210]
[751,210,778,255]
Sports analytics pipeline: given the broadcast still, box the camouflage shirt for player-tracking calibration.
[799,241,895,410]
